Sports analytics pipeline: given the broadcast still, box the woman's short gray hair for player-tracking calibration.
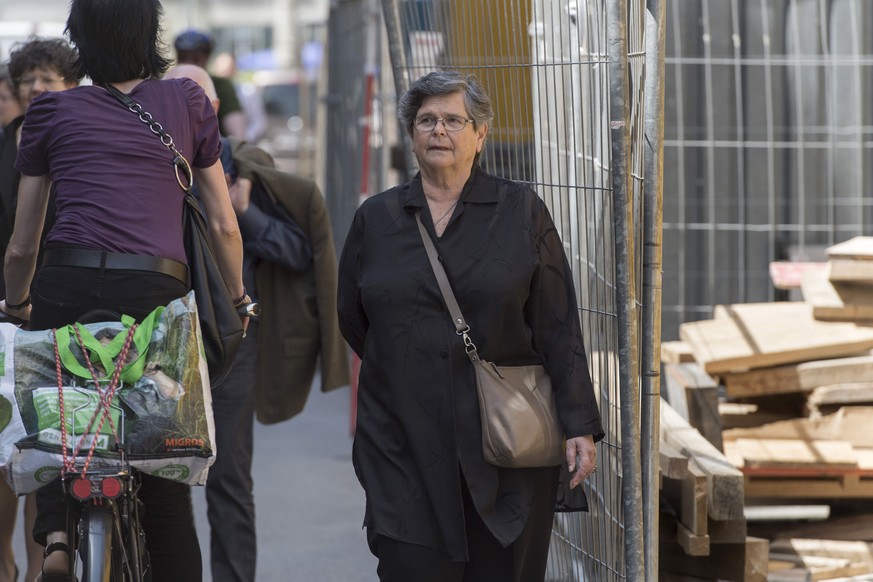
[398,70,494,135]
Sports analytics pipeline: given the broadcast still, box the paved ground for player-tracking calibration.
[12,384,379,582]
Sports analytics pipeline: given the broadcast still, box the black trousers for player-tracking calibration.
[369,470,558,582]
[205,320,258,582]
[29,263,201,582]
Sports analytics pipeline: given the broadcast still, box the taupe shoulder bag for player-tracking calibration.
[415,211,565,468]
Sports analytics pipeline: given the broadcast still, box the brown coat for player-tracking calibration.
[231,139,350,423]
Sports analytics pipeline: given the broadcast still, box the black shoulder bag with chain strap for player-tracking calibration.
[103,83,243,386]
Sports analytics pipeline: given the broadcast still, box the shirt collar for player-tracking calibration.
[402,166,497,212]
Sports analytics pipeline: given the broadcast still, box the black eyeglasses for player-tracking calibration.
[414,114,474,132]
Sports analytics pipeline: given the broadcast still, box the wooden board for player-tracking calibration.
[748,511,873,542]
[827,236,873,260]
[723,407,873,449]
[720,355,873,398]
[741,452,873,498]
[718,402,798,431]
[808,386,873,417]
[661,399,745,521]
[663,340,697,364]
[664,363,723,451]
[767,539,873,581]
[827,259,873,283]
[742,475,873,499]
[679,303,873,375]
[766,554,868,581]
[708,517,748,544]
[743,505,830,522]
[770,539,873,569]
[661,441,690,480]
[677,521,710,557]
[769,261,827,290]
[660,531,769,582]
[672,459,708,536]
[802,267,873,321]
[724,438,859,472]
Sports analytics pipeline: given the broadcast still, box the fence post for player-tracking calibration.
[642,0,666,579]
[608,0,644,578]
[379,0,417,181]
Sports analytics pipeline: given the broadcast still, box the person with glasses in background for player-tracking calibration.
[0,38,80,582]
[337,70,603,582]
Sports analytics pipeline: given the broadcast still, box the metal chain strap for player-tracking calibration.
[105,85,193,193]
[123,100,184,160]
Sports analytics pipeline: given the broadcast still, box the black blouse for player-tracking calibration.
[337,168,604,561]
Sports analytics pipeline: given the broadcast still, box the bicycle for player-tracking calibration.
[2,308,153,582]
[59,442,151,582]
[57,310,151,582]
[4,296,250,581]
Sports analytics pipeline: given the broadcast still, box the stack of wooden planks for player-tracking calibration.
[659,398,769,582]
[664,286,873,580]
[801,236,873,322]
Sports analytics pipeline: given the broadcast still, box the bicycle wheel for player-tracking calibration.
[116,493,151,582]
[78,504,114,582]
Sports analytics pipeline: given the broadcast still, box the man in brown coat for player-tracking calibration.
[230,138,350,422]
[166,65,349,582]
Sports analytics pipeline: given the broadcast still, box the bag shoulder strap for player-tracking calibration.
[414,211,481,362]
[102,83,194,194]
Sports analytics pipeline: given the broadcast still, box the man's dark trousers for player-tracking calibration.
[206,320,258,581]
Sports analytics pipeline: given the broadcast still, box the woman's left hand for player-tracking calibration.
[566,434,597,489]
[0,299,31,322]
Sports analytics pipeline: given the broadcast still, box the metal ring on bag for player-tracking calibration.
[173,153,194,192]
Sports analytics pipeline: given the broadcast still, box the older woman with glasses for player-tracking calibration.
[0,39,79,582]
[337,70,604,582]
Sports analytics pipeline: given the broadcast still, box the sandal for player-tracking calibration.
[40,542,74,582]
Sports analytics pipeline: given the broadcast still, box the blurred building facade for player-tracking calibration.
[0,0,326,70]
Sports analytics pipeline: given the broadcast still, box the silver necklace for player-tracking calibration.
[433,199,459,226]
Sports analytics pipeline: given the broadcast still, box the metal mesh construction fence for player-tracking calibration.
[662,0,873,339]
[378,0,666,579]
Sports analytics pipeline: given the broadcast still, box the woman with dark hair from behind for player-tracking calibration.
[0,1,249,581]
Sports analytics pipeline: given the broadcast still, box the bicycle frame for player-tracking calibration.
[62,401,150,582]
[64,463,149,582]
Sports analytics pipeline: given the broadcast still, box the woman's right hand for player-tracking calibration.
[0,299,31,322]
[235,293,257,335]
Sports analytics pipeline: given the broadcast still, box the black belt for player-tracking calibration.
[42,248,189,285]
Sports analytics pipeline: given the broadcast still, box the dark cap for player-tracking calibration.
[174,29,214,53]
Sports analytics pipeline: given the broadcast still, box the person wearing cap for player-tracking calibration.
[174,29,246,139]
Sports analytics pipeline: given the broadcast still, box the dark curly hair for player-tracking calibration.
[66,0,172,84]
[6,37,79,93]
